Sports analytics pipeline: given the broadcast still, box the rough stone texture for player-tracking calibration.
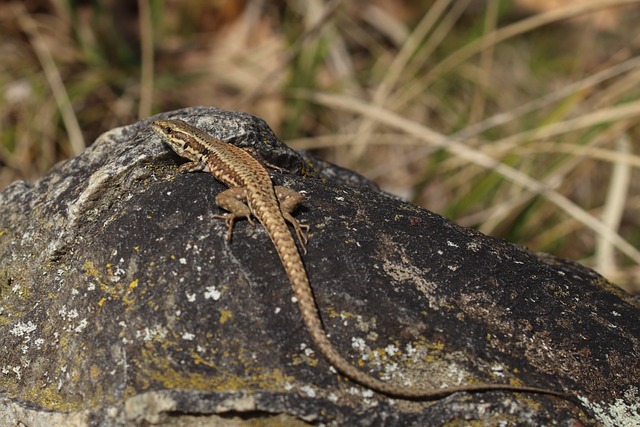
[0,106,639,426]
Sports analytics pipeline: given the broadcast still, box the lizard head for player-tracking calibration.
[151,119,205,162]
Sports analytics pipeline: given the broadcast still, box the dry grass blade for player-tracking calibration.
[350,0,458,158]
[13,3,85,155]
[491,101,640,150]
[452,55,640,140]
[507,143,640,168]
[300,90,640,265]
[469,0,498,125]
[238,0,343,108]
[138,0,154,119]
[393,0,640,109]
[595,135,632,277]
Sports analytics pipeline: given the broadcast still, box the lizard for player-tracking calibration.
[151,118,580,404]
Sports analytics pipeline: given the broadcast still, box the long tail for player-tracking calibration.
[265,218,578,403]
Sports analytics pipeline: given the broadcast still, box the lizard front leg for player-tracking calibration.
[213,187,255,241]
[177,161,209,173]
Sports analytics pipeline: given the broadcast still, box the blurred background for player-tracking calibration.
[1,0,639,293]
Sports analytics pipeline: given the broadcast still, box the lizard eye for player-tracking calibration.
[164,126,172,134]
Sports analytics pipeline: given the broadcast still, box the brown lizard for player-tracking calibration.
[151,118,578,403]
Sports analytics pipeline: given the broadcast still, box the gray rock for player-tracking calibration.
[1,106,638,426]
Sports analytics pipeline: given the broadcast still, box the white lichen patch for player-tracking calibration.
[9,321,37,338]
[74,318,88,333]
[466,240,482,252]
[185,242,202,255]
[446,360,470,386]
[404,343,417,356]
[203,285,221,301]
[381,361,400,381]
[109,263,126,283]
[490,363,505,377]
[351,337,368,353]
[299,385,316,398]
[581,386,640,427]
[360,388,375,399]
[137,324,168,342]
[385,344,399,357]
[11,366,21,380]
[346,385,376,406]
[3,364,24,381]
[58,305,79,320]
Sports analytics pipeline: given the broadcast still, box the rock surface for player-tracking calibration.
[1,106,639,426]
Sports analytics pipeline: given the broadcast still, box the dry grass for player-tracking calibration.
[1,0,640,293]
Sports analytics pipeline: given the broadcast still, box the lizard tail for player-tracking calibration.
[269,224,576,403]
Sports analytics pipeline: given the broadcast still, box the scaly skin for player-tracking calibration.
[151,118,579,403]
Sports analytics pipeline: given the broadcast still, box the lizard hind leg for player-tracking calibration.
[213,187,255,241]
[275,186,310,252]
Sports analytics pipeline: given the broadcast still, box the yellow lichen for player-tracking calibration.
[137,347,294,394]
[90,364,102,379]
[219,309,232,324]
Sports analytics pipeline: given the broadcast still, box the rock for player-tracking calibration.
[0,107,638,426]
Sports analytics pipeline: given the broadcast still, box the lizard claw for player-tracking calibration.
[293,222,309,254]
[213,212,256,241]
[213,213,236,241]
